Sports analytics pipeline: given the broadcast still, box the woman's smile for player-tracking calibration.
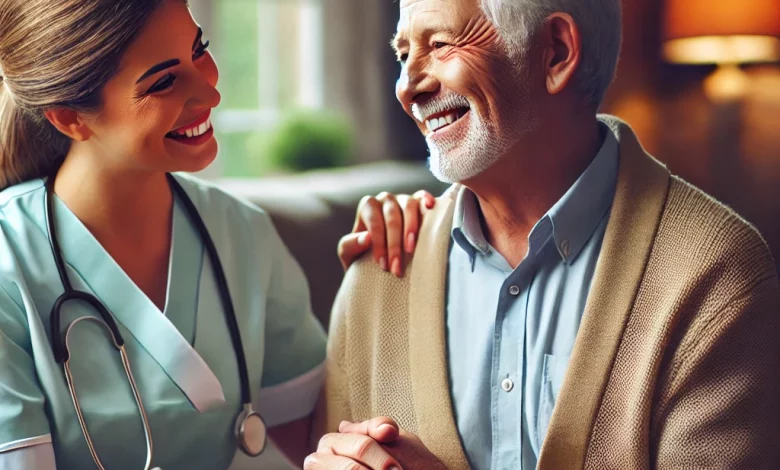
[166,109,215,146]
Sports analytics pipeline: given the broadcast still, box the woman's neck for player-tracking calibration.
[53,149,174,249]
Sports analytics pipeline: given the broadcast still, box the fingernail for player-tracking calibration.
[406,232,416,253]
[379,424,397,434]
[391,257,401,277]
[358,232,369,246]
[380,256,388,271]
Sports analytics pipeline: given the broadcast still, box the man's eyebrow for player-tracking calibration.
[391,34,408,52]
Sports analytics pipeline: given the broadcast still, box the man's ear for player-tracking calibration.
[44,107,92,142]
[539,12,582,96]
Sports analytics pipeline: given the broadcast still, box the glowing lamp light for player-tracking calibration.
[662,0,780,100]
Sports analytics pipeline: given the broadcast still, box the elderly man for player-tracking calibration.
[307,0,780,468]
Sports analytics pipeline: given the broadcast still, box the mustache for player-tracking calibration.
[411,93,470,121]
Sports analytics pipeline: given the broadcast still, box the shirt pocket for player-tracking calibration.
[536,354,570,449]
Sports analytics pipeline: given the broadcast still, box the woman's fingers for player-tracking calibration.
[412,190,436,215]
[396,195,419,256]
[378,193,404,277]
[356,196,388,270]
[346,189,440,275]
[337,232,371,271]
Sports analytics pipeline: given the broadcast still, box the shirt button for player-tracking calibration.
[560,239,571,258]
[501,378,514,392]
[509,285,520,296]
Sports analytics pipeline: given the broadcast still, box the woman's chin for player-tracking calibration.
[164,136,219,173]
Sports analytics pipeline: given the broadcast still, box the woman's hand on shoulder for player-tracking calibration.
[338,190,436,277]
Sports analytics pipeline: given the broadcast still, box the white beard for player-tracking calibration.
[421,63,538,183]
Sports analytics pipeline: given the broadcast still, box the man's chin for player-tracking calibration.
[428,150,485,184]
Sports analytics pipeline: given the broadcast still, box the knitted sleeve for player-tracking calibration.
[652,272,780,468]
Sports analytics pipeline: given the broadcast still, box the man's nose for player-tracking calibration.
[395,55,438,108]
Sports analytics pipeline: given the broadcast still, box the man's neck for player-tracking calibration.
[464,116,603,268]
[53,146,173,250]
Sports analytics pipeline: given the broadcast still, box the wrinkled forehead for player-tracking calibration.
[396,0,479,37]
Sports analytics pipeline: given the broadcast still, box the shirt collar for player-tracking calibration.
[451,121,619,265]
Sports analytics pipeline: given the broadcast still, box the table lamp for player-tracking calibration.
[662,0,780,101]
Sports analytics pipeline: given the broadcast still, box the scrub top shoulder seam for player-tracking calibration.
[0,180,45,210]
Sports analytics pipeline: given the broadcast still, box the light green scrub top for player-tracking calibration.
[0,173,327,469]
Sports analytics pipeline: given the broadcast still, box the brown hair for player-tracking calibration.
[0,0,167,190]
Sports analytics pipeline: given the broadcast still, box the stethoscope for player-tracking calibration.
[44,173,267,469]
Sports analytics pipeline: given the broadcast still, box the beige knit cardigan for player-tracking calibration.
[314,116,780,469]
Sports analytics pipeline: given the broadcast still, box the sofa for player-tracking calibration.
[219,160,447,330]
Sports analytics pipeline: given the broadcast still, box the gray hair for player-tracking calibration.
[480,0,622,108]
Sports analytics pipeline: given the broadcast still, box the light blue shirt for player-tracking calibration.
[446,124,619,470]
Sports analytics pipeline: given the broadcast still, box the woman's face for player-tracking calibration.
[82,0,221,174]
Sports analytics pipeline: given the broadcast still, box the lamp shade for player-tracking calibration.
[663,0,780,64]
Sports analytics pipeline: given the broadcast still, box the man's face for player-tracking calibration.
[394,0,541,183]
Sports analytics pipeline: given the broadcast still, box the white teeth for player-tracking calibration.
[425,111,460,132]
[172,118,213,139]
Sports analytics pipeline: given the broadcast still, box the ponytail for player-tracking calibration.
[0,80,68,191]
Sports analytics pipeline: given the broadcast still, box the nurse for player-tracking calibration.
[0,0,426,468]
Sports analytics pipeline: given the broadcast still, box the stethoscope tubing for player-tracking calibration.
[43,172,263,467]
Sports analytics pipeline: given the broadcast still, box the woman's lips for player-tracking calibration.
[169,110,211,135]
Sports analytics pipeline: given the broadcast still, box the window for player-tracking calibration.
[195,0,324,177]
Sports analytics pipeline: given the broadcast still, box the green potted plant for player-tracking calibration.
[245,109,354,175]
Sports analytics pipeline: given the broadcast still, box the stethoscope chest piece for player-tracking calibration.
[236,404,267,456]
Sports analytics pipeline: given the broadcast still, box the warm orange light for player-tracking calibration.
[663,0,780,64]
[664,0,780,41]
[663,35,780,64]
[663,0,780,101]
[703,64,750,101]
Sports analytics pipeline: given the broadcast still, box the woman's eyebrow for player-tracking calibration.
[136,59,181,84]
[135,27,204,84]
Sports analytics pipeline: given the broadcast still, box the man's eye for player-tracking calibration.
[193,39,211,60]
[146,73,176,94]
[433,42,447,49]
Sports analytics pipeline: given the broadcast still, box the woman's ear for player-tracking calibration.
[44,108,92,142]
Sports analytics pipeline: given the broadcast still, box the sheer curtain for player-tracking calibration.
[322,0,426,162]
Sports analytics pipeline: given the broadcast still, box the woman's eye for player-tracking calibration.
[146,73,176,95]
[193,40,211,60]
[398,53,409,64]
